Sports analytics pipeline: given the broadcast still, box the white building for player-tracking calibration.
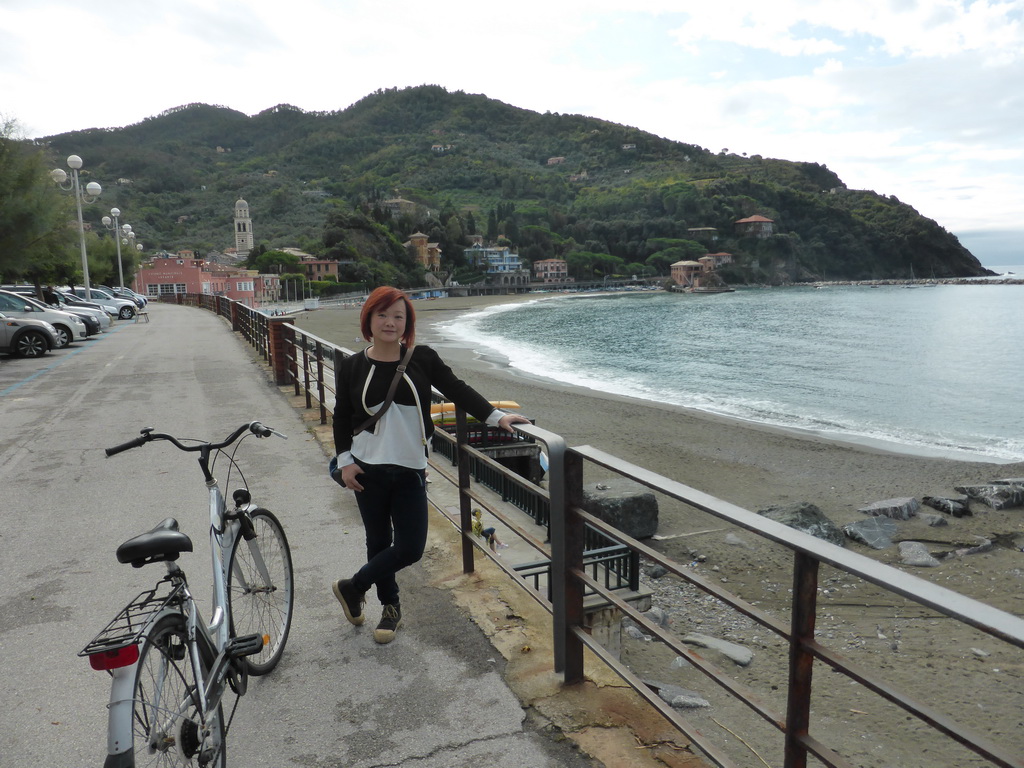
[465,244,530,286]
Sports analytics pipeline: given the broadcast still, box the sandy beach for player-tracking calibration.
[296,292,1024,767]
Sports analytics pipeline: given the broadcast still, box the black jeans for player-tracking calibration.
[350,460,427,605]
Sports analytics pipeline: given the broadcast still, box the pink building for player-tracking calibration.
[533,258,572,284]
[670,260,704,286]
[133,255,275,307]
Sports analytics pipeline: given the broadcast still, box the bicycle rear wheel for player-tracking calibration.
[227,507,294,675]
[131,615,226,767]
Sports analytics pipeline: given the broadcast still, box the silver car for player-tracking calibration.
[0,290,88,347]
[68,286,137,320]
[6,287,112,333]
[0,311,59,357]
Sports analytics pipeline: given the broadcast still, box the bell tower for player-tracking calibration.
[234,198,254,255]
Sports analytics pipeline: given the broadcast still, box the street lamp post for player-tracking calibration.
[101,208,131,289]
[51,155,102,299]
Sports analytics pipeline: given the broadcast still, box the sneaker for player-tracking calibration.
[333,579,365,626]
[373,603,402,644]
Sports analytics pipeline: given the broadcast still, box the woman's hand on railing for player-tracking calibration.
[498,414,531,433]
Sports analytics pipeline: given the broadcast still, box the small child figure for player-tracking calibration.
[471,507,508,552]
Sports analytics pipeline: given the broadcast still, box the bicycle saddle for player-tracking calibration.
[116,517,194,568]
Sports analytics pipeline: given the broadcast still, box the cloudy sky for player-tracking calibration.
[2,0,1021,265]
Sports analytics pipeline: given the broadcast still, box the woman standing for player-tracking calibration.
[331,286,530,643]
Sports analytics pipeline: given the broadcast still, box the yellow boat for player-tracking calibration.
[431,400,520,422]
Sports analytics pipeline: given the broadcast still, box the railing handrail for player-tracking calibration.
[574,443,1024,648]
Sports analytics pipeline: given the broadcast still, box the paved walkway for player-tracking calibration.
[0,303,606,767]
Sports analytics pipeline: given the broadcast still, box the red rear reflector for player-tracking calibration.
[89,644,140,670]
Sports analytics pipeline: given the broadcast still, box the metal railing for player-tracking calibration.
[547,441,1024,768]
[183,294,1024,768]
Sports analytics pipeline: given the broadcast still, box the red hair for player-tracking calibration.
[359,286,416,345]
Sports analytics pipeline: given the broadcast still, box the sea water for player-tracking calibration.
[435,275,1024,463]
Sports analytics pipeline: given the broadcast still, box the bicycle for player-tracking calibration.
[80,421,295,768]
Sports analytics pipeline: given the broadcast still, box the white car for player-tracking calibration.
[68,286,137,319]
[0,289,88,347]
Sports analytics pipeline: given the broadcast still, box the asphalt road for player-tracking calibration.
[0,303,597,768]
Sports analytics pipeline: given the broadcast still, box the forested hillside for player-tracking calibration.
[36,85,991,285]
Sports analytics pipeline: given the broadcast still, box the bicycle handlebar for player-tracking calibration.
[105,432,152,456]
[105,421,287,457]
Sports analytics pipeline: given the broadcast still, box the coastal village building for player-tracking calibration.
[465,243,530,286]
[533,258,572,284]
[699,252,733,269]
[281,247,344,281]
[404,232,442,271]
[255,274,282,305]
[381,198,419,218]
[672,252,733,288]
[734,215,775,239]
[670,260,704,287]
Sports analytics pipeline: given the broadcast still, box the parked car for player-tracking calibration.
[0,289,88,347]
[67,286,136,319]
[61,306,102,336]
[51,289,116,320]
[6,287,110,334]
[0,311,59,357]
[107,286,148,307]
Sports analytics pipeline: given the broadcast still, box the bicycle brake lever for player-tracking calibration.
[250,421,287,440]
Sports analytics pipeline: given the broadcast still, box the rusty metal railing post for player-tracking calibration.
[314,341,327,423]
[784,551,819,768]
[301,336,313,409]
[265,317,290,385]
[560,448,586,682]
[456,408,475,574]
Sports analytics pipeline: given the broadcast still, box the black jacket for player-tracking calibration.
[333,345,496,457]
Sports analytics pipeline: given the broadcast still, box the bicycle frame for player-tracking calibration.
[103,484,239,764]
[86,421,290,768]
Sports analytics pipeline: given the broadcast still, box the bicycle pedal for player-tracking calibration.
[227,633,265,658]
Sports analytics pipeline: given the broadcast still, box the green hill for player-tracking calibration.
[37,85,991,284]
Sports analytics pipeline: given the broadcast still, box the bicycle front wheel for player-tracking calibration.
[227,507,294,675]
[132,615,226,768]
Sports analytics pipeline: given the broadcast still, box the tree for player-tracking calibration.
[646,246,700,275]
[486,208,498,241]
[255,249,300,274]
[0,119,77,284]
[84,231,117,286]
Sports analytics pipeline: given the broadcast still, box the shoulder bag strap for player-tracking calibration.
[353,345,415,436]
